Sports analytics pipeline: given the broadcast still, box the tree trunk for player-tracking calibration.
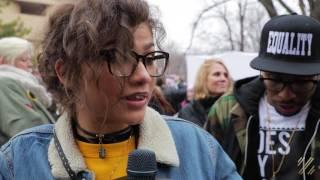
[258,0,277,17]
[219,6,235,50]
[298,0,306,15]
[309,0,320,21]
[278,0,295,14]
[259,0,320,21]
[238,0,247,51]
[186,0,231,52]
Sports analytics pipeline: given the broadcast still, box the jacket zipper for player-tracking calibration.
[302,118,320,180]
[240,115,253,175]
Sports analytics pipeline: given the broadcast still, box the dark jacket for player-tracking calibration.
[162,86,186,113]
[205,76,320,179]
[178,96,219,127]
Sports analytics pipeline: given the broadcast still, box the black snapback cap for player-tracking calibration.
[250,14,320,75]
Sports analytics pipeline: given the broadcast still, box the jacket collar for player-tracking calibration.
[233,76,265,117]
[227,76,263,136]
[0,65,52,108]
[48,107,179,178]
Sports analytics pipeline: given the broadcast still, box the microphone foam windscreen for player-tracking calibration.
[127,149,157,179]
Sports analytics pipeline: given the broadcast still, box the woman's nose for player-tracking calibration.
[129,62,152,83]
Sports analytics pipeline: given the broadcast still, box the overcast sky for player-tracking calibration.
[147,0,207,51]
[146,0,304,52]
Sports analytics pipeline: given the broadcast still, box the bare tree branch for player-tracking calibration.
[278,0,295,14]
[185,0,232,52]
[309,0,320,20]
[307,0,313,11]
[246,8,265,51]
[298,0,306,15]
[218,5,235,50]
[238,0,248,51]
[258,0,319,21]
[258,0,278,17]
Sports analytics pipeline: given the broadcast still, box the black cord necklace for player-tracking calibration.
[73,120,133,159]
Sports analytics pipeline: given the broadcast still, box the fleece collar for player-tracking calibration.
[48,107,179,179]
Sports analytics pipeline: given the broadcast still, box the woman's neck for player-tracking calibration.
[79,120,129,134]
[75,111,130,136]
[74,120,133,144]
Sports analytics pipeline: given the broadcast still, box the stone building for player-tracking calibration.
[0,0,73,45]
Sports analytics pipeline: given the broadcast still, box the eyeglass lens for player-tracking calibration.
[263,79,315,93]
[109,51,167,77]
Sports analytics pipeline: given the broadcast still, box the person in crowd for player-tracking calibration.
[205,14,320,179]
[148,85,176,115]
[178,59,232,127]
[180,87,194,108]
[0,0,241,179]
[0,37,55,146]
[161,75,187,113]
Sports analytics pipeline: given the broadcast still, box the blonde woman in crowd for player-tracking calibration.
[178,58,232,127]
[0,37,55,146]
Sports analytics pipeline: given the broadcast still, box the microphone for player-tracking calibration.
[127,149,157,180]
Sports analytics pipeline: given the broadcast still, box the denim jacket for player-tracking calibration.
[0,107,241,180]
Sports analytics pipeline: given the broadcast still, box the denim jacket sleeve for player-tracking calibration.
[206,131,241,179]
[0,146,11,180]
[165,118,242,180]
[0,125,54,180]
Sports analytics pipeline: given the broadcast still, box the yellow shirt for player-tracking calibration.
[77,136,135,180]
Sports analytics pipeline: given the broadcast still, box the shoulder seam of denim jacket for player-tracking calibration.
[163,115,219,148]
[162,115,199,125]
[163,115,217,140]
[14,124,53,136]
[1,124,54,151]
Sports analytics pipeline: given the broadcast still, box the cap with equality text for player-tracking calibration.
[250,14,320,75]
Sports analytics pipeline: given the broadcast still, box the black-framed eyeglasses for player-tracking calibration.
[100,49,169,77]
[259,76,318,93]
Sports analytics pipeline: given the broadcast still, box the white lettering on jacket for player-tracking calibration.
[266,31,313,56]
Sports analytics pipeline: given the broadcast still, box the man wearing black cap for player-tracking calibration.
[205,14,320,180]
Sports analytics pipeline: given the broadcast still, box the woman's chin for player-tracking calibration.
[123,108,147,125]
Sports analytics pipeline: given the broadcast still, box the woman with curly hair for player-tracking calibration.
[0,0,240,179]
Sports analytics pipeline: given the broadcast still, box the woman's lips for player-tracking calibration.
[124,93,149,109]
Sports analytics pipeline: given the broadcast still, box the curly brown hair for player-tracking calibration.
[38,0,165,117]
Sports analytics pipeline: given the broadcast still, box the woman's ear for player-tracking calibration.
[55,59,66,85]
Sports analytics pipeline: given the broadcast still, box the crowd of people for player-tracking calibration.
[0,0,320,179]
